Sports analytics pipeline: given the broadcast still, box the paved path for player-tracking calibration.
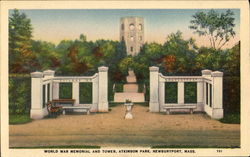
[114,70,145,102]
[9,105,240,147]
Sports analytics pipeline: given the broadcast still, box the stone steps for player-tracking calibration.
[126,76,137,83]
[114,92,145,102]
[123,84,138,92]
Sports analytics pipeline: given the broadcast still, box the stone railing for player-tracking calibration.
[30,66,109,119]
[149,66,223,119]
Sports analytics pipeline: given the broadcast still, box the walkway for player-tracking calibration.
[9,105,240,148]
[114,70,145,102]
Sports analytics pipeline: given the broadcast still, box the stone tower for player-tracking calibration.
[120,17,144,56]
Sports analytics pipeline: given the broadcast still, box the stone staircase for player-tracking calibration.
[114,70,145,102]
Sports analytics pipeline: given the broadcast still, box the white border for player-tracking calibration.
[1,1,249,157]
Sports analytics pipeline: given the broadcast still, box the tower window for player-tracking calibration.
[121,24,124,30]
[122,36,124,41]
[139,24,142,30]
[130,47,133,52]
[139,36,142,41]
[130,36,134,41]
[129,24,135,30]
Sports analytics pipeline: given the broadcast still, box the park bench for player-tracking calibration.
[51,99,75,106]
[163,104,197,115]
[62,106,91,115]
[47,99,90,115]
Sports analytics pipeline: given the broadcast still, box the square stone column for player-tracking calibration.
[98,66,109,112]
[72,81,79,105]
[197,81,204,111]
[30,71,46,119]
[158,78,165,112]
[211,71,224,119]
[177,82,184,104]
[43,70,55,102]
[91,76,99,112]
[52,82,59,99]
[149,66,159,112]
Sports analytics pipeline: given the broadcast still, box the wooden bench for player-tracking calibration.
[62,106,91,115]
[163,104,197,115]
[51,99,75,106]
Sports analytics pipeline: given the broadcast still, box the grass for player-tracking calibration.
[9,114,32,124]
[219,113,240,124]
[151,145,240,149]
[10,145,101,149]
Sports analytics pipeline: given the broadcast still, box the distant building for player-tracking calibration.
[120,17,144,56]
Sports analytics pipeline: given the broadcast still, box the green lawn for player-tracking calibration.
[9,114,32,124]
[151,145,240,148]
[10,145,100,149]
[219,113,240,124]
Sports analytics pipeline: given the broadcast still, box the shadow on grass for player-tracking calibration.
[10,145,101,149]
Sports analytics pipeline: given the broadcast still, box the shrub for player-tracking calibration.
[79,82,92,104]
[165,82,177,103]
[9,75,31,114]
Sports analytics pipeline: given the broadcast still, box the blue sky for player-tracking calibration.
[10,9,240,48]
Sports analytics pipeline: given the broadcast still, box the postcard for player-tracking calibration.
[1,0,250,157]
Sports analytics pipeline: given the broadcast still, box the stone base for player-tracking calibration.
[212,108,224,119]
[30,108,48,119]
[149,102,159,112]
[125,112,133,119]
[98,102,109,112]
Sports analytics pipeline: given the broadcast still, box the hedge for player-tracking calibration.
[9,75,31,114]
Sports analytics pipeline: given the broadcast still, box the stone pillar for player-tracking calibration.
[53,82,59,99]
[197,81,204,111]
[202,69,213,118]
[98,66,109,112]
[72,82,79,105]
[149,66,159,112]
[177,82,184,104]
[43,70,55,101]
[30,72,46,119]
[211,71,224,119]
[158,79,165,112]
[91,76,99,112]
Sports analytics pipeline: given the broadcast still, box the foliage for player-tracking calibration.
[79,83,92,104]
[165,82,178,103]
[223,76,240,114]
[59,83,72,99]
[114,83,123,92]
[9,76,31,114]
[189,9,236,49]
[9,9,34,73]
[219,113,240,124]
[9,114,32,124]
[184,82,197,103]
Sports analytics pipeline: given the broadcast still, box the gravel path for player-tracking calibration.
[9,105,240,147]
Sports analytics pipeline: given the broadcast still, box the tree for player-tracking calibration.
[9,9,34,73]
[189,9,236,49]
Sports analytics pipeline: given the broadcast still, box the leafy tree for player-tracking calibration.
[9,9,34,73]
[189,9,236,49]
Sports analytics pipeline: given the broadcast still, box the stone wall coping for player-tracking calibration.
[211,71,223,77]
[43,70,55,76]
[149,66,159,72]
[31,71,43,78]
[202,69,212,75]
[98,66,109,72]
